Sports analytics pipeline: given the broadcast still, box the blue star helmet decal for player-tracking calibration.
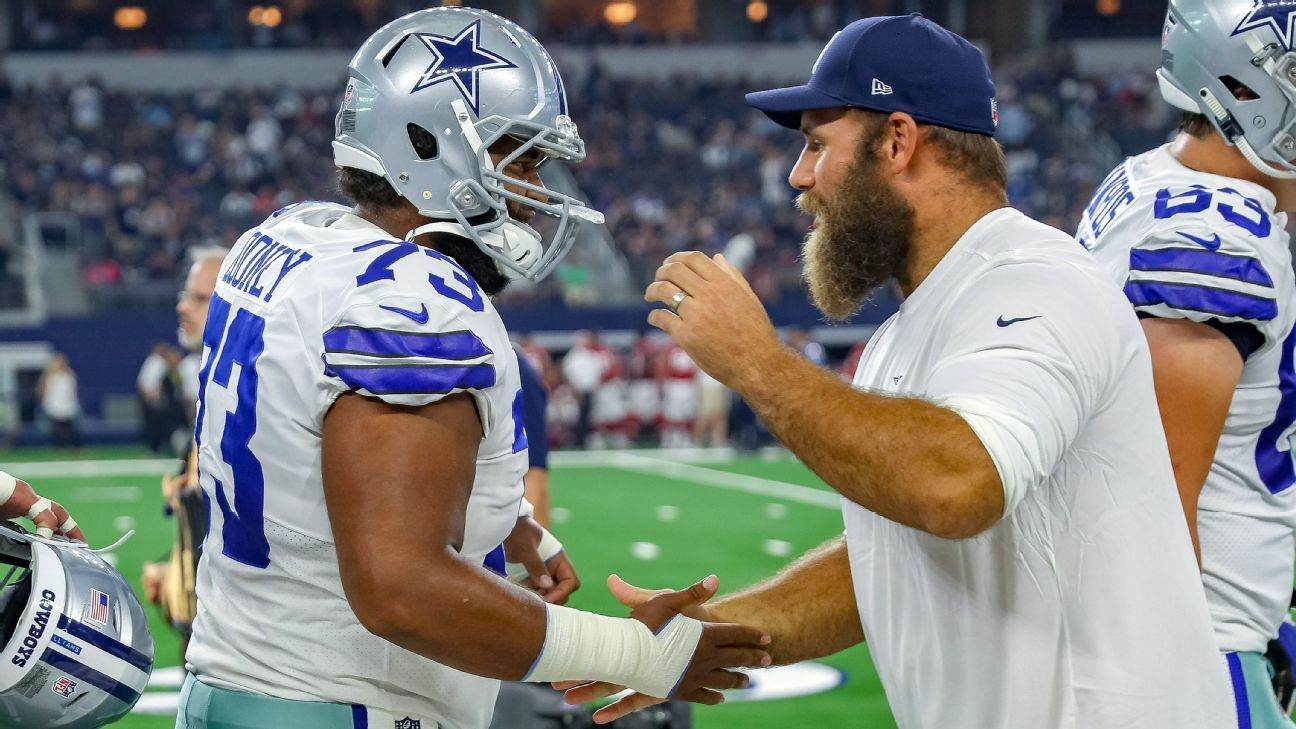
[410,20,517,115]
[1233,1,1296,51]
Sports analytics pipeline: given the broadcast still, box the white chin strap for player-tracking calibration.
[406,219,544,279]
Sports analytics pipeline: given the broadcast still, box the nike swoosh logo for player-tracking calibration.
[379,303,430,325]
[997,315,1042,328]
[1179,232,1222,251]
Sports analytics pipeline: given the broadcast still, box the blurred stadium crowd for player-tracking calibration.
[0,51,1176,301]
[0,24,1184,448]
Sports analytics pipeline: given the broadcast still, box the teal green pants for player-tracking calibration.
[176,674,373,729]
[1226,652,1296,729]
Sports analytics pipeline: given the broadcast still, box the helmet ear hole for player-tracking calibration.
[407,123,440,160]
[1220,75,1261,102]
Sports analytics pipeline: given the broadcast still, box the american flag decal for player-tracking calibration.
[87,589,110,627]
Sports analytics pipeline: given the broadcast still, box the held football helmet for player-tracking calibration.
[0,522,153,728]
[1160,0,1296,179]
[333,6,604,282]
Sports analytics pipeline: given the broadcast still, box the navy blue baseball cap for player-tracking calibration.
[746,14,998,137]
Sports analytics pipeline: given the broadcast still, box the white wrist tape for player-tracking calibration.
[524,604,703,699]
[518,497,535,520]
[0,472,15,505]
[505,527,564,581]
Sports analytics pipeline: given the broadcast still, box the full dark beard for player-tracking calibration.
[797,145,915,322]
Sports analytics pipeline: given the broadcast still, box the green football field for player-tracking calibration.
[0,446,895,729]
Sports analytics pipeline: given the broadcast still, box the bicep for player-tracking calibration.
[322,392,483,602]
[1141,317,1243,499]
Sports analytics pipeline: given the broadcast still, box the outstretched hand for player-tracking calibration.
[557,574,762,725]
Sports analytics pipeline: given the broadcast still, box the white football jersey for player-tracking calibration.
[847,208,1230,728]
[1079,145,1296,654]
[185,202,528,729]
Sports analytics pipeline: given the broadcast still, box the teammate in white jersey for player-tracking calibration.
[563,15,1231,728]
[1074,2,1296,725]
[178,8,769,729]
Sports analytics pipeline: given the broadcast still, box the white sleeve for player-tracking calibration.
[923,259,1116,514]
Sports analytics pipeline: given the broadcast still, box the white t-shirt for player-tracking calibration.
[1078,145,1296,653]
[845,208,1231,729]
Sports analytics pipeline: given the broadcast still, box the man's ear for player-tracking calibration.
[882,112,921,176]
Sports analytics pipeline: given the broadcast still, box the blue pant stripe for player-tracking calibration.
[351,704,368,729]
[1227,652,1252,729]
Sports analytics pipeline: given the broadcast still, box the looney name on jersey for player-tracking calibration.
[223,231,313,303]
[1081,162,1134,244]
[10,589,57,667]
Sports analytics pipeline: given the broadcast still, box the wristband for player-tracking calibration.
[505,527,564,582]
[0,472,14,505]
[523,603,703,699]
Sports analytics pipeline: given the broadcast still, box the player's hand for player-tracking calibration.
[141,562,166,606]
[645,252,781,391]
[583,575,768,725]
[503,516,581,604]
[553,574,727,720]
[0,477,85,542]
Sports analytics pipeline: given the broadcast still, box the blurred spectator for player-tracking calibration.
[175,247,228,423]
[138,342,182,452]
[693,371,731,448]
[561,331,606,447]
[37,354,80,448]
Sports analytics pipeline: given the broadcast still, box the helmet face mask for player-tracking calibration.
[333,7,604,283]
[1161,0,1296,179]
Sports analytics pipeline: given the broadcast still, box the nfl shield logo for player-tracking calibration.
[394,719,421,729]
[52,676,77,698]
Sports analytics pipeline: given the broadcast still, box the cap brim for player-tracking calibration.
[745,85,847,129]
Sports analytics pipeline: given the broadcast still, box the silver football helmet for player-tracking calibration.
[0,522,153,728]
[1160,0,1296,179]
[333,6,604,282]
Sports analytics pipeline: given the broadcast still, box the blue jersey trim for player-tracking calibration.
[323,326,492,362]
[1124,280,1278,322]
[1130,247,1274,288]
[326,363,496,395]
[57,615,152,672]
[1226,652,1251,729]
[41,647,140,705]
[351,704,368,729]
[484,544,506,577]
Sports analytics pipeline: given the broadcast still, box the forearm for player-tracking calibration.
[709,536,862,664]
[735,347,1001,538]
[354,549,548,681]
[523,467,551,529]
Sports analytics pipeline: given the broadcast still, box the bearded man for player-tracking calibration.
[560,14,1233,729]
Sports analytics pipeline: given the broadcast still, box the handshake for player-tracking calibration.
[533,574,772,725]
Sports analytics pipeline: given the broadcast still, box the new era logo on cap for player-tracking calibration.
[872,78,893,95]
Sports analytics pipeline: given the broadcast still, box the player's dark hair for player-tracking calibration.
[336,122,510,296]
[1180,112,1215,139]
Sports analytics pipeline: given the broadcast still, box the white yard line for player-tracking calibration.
[3,458,176,479]
[573,451,841,510]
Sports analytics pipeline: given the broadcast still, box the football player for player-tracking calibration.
[1076,1,1296,724]
[177,8,769,729]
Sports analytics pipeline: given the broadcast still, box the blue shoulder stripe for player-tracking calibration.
[41,648,140,704]
[1125,280,1278,321]
[57,615,152,672]
[324,327,492,361]
[327,363,495,395]
[1130,247,1274,288]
